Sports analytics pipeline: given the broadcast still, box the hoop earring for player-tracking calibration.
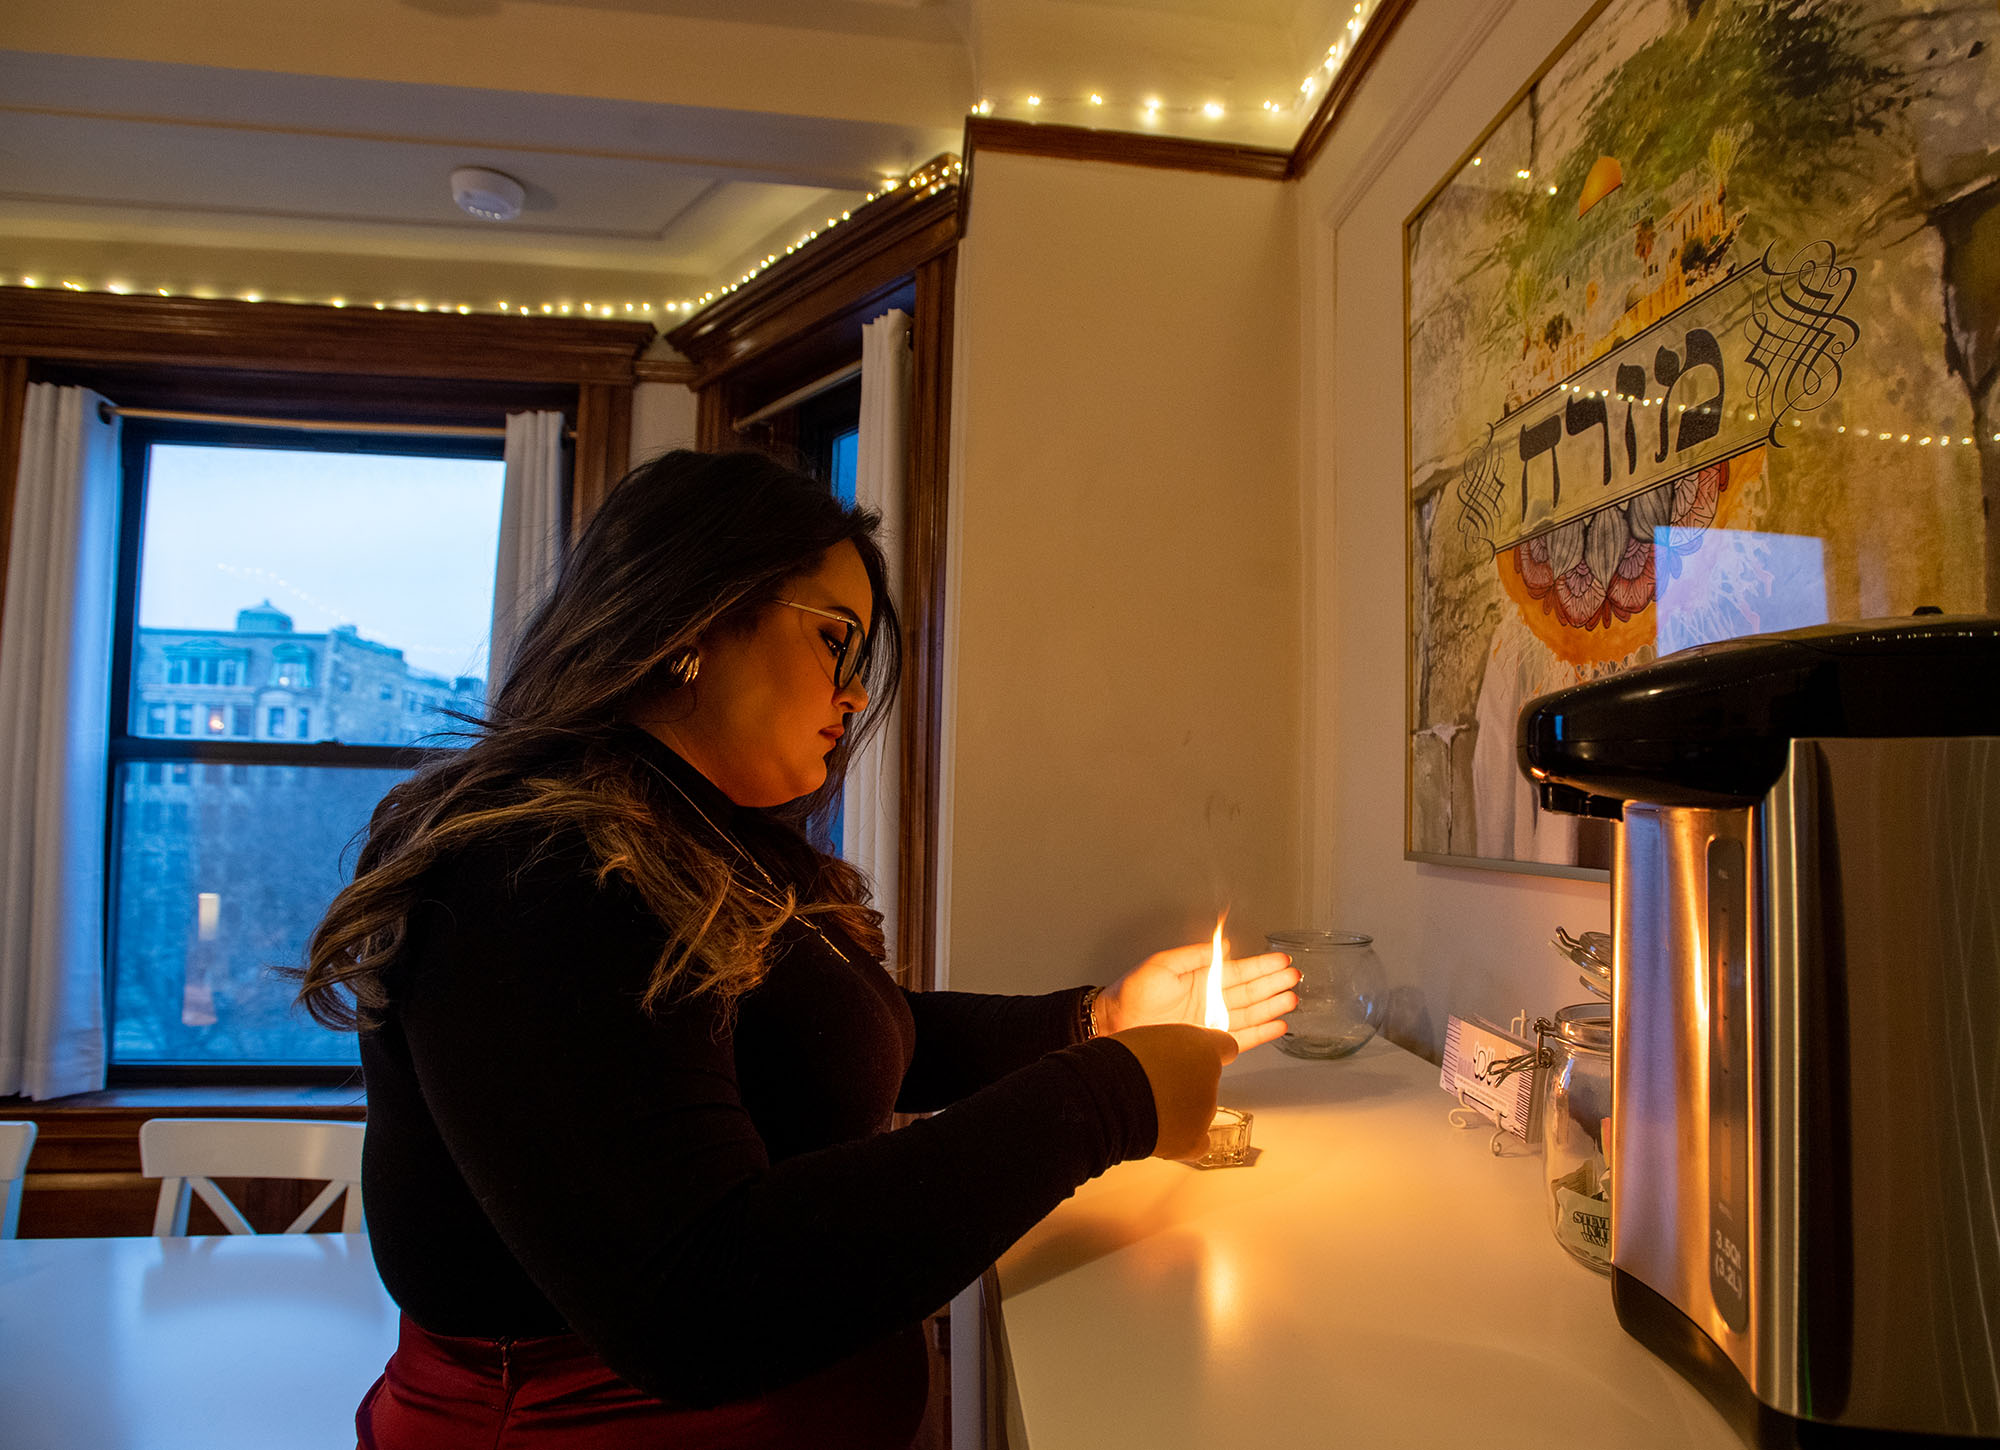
[665,647,701,688]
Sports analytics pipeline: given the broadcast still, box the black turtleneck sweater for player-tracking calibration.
[358,730,1157,1421]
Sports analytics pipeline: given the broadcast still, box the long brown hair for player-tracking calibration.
[294,449,903,1030]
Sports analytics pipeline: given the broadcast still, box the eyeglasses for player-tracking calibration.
[777,600,869,690]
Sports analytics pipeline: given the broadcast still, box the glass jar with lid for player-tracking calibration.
[1541,1000,1613,1272]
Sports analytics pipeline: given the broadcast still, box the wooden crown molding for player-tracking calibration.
[1289,0,1418,179]
[957,0,1415,186]
[632,355,699,385]
[665,161,961,386]
[0,289,655,385]
[963,116,1289,181]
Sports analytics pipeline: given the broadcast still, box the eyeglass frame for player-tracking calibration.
[776,600,870,690]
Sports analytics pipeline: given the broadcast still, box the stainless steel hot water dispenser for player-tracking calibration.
[1518,616,2000,1445]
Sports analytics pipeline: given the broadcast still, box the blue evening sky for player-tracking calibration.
[139,443,507,681]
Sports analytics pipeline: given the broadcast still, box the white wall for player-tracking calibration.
[942,151,1303,997]
[939,2,1623,1051]
[629,381,699,464]
[1295,0,1611,1058]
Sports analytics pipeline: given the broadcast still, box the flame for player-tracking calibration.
[1203,917,1230,1031]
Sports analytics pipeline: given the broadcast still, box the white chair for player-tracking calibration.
[0,1121,36,1238]
[138,1117,365,1236]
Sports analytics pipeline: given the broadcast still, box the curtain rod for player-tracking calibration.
[96,404,574,440]
[731,361,863,433]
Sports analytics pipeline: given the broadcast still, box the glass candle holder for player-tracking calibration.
[1193,1106,1254,1168]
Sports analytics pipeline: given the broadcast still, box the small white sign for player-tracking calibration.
[1441,1015,1537,1141]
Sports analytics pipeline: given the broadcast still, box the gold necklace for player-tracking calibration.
[642,758,851,964]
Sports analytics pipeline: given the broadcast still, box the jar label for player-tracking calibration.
[1555,1185,1612,1263]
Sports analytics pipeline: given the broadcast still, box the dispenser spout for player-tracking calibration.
[1538,781,1624,820]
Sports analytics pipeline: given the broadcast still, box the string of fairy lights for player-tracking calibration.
[1549,385,1996,445]
[1301,0,1383,113]
[6,3,1395,327]
[8,0,1386,326]
[967,1,1383,126]
[8,0,1991,455]
[6,157,964,326]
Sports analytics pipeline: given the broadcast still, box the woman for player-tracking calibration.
[297,449,1297,1449]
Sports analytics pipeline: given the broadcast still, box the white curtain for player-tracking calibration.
[844,310,911,970]
[0,385,121,1099]
[487,410,567,694]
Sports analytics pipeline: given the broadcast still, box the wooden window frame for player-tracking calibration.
[0,290,655,638]
[3,1088,368,1238]
[668,167,961,995]
[103,414,508,1084]
[0,292,651,1106]
[794,375,865,488]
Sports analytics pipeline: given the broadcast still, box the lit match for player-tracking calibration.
[1203,917,1229,1032]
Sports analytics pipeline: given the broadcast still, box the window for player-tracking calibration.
[167,652,249,689]
[829,427,860,505]
[109,421,506,1072]
[271,645,315,691]
[781,375,864,856]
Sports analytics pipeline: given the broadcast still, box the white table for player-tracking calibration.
[990,1037,1740,1450]
[0,1233,398,1450]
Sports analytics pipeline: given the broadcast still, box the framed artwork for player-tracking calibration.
[1405,0,1998,875]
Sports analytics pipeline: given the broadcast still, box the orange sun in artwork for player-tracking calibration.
[1500,449,1761,665]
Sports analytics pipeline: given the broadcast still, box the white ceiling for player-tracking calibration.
[0,0,1354,320]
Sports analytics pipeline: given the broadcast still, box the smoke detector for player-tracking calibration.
[450,167,526,222]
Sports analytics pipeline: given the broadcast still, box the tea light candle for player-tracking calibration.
[1195,1106,1254,1168]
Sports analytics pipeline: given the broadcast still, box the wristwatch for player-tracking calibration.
[1080,985,1104,1040]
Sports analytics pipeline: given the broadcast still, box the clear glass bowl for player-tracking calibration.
[1266,930,1386,1059]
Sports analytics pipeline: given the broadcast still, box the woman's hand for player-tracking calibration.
[1107,1024,1239,1160]
[1095,941,1298,1052]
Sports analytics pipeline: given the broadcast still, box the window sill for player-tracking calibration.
[3,1085,366,1237]
[4,1083,366,1115]
[1,1086,366,1177]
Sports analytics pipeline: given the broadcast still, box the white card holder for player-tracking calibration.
[1440,1013,1543,1155]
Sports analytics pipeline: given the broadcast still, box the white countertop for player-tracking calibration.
[991,1036,1738,1450]
[0,1233,397,1450]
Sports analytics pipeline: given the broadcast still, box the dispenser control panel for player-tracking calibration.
[1708,836,1750,1331]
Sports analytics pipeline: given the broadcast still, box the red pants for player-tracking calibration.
[356,1313,929,1450]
